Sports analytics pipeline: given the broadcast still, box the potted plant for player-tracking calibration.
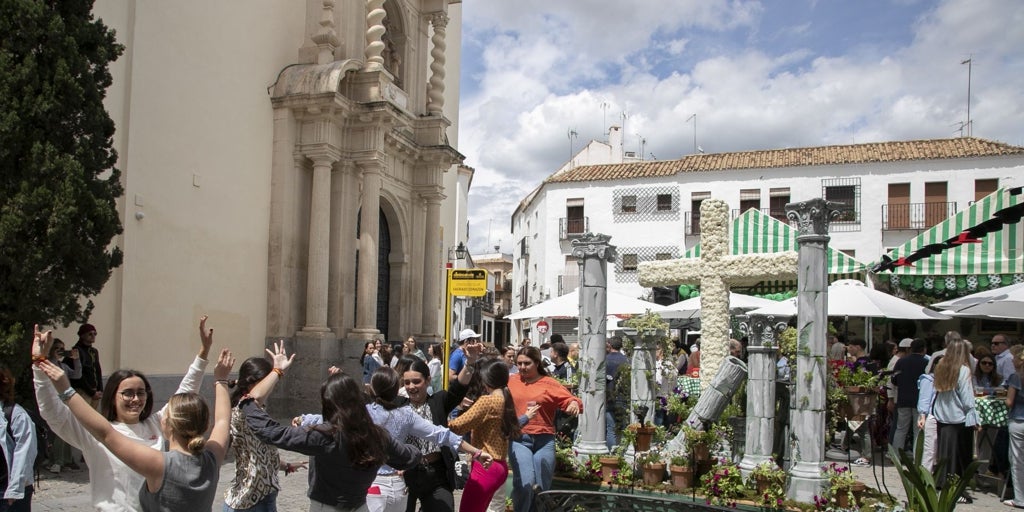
[682,425,717,463]
[668,452,694,490]
[748,461,787,509]
[574,454,603,483]
[636,448,666,485]
[627,404,657,452]
[697,458,745,508]
[598,454,624,484]
[820,462,865,509]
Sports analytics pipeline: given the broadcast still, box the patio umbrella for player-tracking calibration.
[660,292,779,319]
[746,279,949,320]
[932,281,1024,320]
[506,288,667,320]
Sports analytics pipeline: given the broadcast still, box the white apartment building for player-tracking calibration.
[510,130,1024,343]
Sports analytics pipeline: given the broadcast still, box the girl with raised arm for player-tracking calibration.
[32,318,217,511]
[35,325,233,511]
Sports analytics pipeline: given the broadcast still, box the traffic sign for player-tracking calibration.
[448,269,488,297]
[536,320,549,334]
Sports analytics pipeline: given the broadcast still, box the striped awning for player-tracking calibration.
[682,208,869,278]
[880,188,1023,297]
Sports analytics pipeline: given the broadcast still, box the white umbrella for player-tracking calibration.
[506,288,667,320]
[932,281,1024,320]
[660,292,779,319]
[747,279,950,320]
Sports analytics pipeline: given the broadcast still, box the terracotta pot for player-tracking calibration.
[692,442,710,462]
[755,476,771,495]
[669,465,693,490]
[642,462,666,485]
[599,456,620,483]
[840,390,877,419]
[632,426,656,453]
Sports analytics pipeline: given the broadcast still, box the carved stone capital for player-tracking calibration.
[785,198,839,238]
[571,233,616,262]
[428,12,449,28]
[742,314,788,349]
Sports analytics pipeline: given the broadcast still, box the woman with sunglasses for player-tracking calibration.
[31,318,216,511]
[974,355,1004,395]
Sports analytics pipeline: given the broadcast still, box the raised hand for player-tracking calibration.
[32,324,53,359]
[214,349,235,381]
[265,340,295,372]
[37,360,71,390]
[198,315,214,358]
[69,348,80,360]
[327,366,342,376]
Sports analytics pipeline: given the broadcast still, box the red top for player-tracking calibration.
[507,375,582,435]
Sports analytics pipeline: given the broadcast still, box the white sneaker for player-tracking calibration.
[47,464,61,474]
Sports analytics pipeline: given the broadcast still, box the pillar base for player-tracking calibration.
[739,453,774,477]
[301,325,333,333]
[573,439,609,457]
[266,331,342,418]
[348,327,381,340]
[786,461,827,501]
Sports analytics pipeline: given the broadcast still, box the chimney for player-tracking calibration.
[608,125,623,163]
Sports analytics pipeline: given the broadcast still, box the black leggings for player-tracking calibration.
[934,421,973,489]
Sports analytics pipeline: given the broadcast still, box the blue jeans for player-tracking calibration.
[0,485,32,512]
[510,433,555,512]
[224,491,278,512]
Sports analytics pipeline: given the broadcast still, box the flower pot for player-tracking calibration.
[755,475,771,495]
[669,465,693,490]
[840,390,877,419]
[692,442,710,462]
[641,462,666,485]
[599,456,620,483]
[632,426,656,453]
[834,481,866,508]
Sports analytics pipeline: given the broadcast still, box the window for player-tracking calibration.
[622,254,638,271]
[822,178,860,223]
[839,249,856,258]
[975,178,998,202]
[655,253,672,260]
[621,195,637,213]
[739,189,760,214]
[656,194,673,211]
[769,188,790,221]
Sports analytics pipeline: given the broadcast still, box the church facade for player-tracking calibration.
[81,0,467,413]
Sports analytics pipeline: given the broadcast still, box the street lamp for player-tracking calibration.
[455,242,467,260]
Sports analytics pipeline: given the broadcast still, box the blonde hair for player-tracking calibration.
[934,339,970,392]
[165,393,210,454]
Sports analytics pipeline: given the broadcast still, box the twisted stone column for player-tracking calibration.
[786,198,838,501]
[427,13,448,114]
[572,233,616,456]
[364,0,386,71]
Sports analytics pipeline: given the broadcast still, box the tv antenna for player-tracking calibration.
[567,128,578,168]
[961,56,973,137]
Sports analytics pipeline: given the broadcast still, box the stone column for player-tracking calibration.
[785,198,838,501]
[630,334,656,425]
[364,0,386,71]
[420,193,443,337]
[572,233,616,456]
[739,314,786,474]
[351,162,383,338]
[426,13,448,114]
[303,154,336,332]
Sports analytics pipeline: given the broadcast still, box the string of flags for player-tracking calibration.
[871,186,1023,273]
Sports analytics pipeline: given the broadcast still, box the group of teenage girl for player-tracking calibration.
[19,317,582,512]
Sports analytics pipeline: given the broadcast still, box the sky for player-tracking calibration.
[456,0,1024,255]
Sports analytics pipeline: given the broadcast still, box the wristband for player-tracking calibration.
[32,355,47,364]
[215,379,230,385]
[272,368,285,377]
[58,388,77,403]
[472,451,481,460]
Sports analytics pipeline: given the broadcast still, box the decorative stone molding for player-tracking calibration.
[311,0,339,64]
[364,0,386,71]
[785,198,840,239]
[570,232,616,262]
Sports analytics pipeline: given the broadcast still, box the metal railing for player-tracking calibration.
[559,216,589,239]
[882,201,957,230]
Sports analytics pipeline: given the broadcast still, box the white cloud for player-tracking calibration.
[458,0,1024,254]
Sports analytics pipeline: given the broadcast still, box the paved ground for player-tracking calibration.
[31,450,1007,511]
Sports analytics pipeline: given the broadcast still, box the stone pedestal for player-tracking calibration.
[571,233,616,456]
[266,331,348,418]
[739,314,785,475]
[785,199,838,501]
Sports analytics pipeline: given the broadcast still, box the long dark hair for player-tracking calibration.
[230,357,272,406]
[360,342,374,365]
[516,346,549,377]
[319,372,388,468]
[480,360,520,438]
[101,369,154,422]
[369,366,403,410]
[406,359,431,381]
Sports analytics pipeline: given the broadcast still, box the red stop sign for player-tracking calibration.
[536,320,549,334]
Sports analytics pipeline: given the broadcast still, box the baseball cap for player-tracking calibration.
[898,338,913,348]
[459,328,481,342]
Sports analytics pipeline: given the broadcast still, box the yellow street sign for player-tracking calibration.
[448,269,488,297]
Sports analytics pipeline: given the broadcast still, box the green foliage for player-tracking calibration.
[748,461,787,509]
[697,458,745,507]
[622,311,672,356]
[888,434,980,512]
[0,0,124,365]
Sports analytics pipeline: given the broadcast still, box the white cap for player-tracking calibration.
[899,338,914,348]
[459,328,481,342]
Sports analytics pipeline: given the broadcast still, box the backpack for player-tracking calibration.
[3,403,50,485]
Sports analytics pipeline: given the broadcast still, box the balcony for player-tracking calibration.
[559,216,589,239]
[558,274,579,296]
[882,202,957,230]
[685,211,700,235]
[495,278,511,292]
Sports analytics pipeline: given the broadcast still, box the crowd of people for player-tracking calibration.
[0,322,588,512]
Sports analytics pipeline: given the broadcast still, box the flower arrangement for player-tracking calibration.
[748,461,787,510]
[815,462,857,509]
[574,455,603,482]
[831,360,880,390]
[698,457,745,508]
[608,458,635,488]
[635,447,665,467]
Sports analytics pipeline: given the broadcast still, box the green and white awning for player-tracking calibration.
[682,208,869,277]
[881,188,1024,296]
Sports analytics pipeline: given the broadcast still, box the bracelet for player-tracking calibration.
[215,379,230,385]
[272,368,285,377]
[58,388,77,403]
[32,355,47,364]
